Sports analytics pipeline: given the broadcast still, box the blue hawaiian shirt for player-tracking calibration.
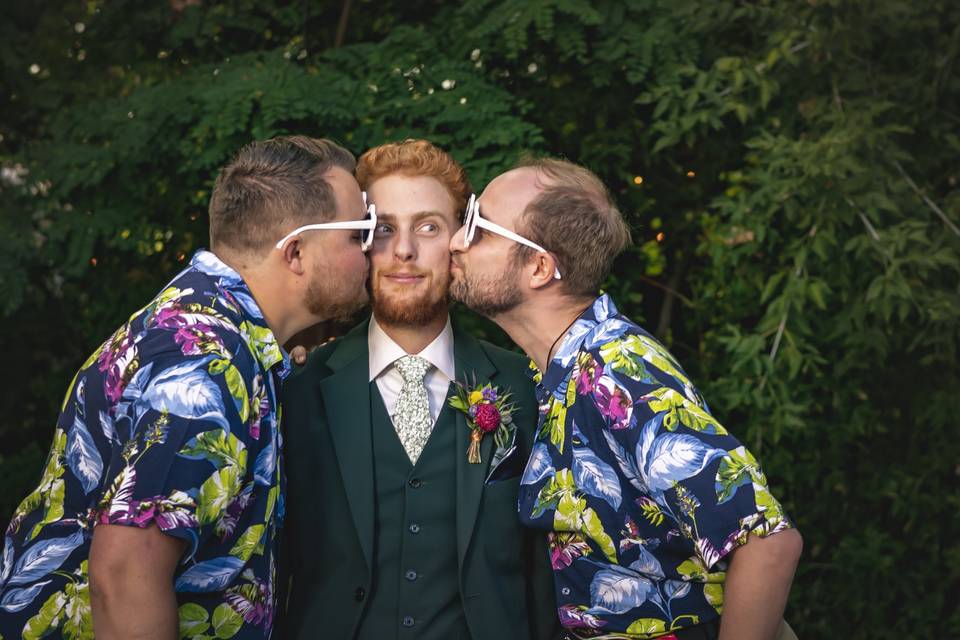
[518,294,793,639]
[0,250,290,640]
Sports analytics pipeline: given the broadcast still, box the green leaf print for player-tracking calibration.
[553,488,618,563]
[715,446,763,504]
[12,430,66,534]
[61,577,93,640]
[240,321,282,367]
[621,334,691,389]
[582,506,618,562]
[599,338,652,381]
[676,557,708,581]
[223,364,250,425]
[625,618,667,637]
[22,590,67,640]
[229,524,265,562]
[197,466,241,526]
[538,399,567,454]
[179,429,247,471]
[178,603,211,638]
[29,479,65,541]
[211,603,243,639]
[265,485,279,524]
[643,387,726,435]
[704,583,724,614]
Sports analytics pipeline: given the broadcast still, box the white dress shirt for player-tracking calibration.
[368,316,456,425]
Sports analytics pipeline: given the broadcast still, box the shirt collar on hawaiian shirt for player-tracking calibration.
[188,249,292,379]
[527,293,626,396]
[367,314,455,382]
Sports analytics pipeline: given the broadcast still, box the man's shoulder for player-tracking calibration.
[286,340,339,388]
[473,338,534,386]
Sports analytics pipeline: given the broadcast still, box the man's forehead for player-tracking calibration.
[481,167,542,216]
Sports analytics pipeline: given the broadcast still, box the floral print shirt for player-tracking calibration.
[518,294,793,639]
[0,250,290,640]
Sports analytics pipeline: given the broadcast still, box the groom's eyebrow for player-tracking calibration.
[377,211,447,224]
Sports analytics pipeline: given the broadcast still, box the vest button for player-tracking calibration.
[408,523,420,534]
[354,587,366,601]
[402,616,415,627]
[405,569,418,581]
[409,477,422,488]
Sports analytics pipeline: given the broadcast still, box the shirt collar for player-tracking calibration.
[528,293,620,394]
[368,315,456,382]
[189,249,291,378]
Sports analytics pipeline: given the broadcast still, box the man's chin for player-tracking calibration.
[373,293,448,327]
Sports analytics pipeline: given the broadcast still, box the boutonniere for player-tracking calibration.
[449,378,516,464]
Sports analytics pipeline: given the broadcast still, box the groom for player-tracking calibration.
[279,140,557,639]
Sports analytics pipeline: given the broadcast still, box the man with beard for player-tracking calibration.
[279,140,557,639]
[448,158,803,640]
[0,136,372,640]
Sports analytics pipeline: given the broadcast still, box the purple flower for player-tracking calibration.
[592,375,633,429]
[468,404,478,418]
[482,387,498,402]
[557,604,607,629]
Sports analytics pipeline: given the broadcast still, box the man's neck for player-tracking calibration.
[216,249,297,346]
[375,312,448,355]
[492,295,593,373]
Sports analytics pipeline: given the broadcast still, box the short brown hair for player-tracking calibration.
[355,139,471,219]
[514,157,632,298]
[208,136,356,255]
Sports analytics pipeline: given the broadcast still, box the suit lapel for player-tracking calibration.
[452,326,499,570]
[317,321,375,571]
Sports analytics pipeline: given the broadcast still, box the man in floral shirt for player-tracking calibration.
[449,157,803,640]
[0,136,371,639]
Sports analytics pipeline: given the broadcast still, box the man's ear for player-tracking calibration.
[527,252,560,291]
[281,238,307,276]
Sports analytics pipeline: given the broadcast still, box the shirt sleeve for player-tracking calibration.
[604,342,794,569]
[96,339,257,561]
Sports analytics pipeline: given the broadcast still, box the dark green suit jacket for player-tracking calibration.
[277,319,559,640]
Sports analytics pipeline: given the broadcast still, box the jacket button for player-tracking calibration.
[405,569,418,581]
[354,587,365,601]
[409,477,422,488]
[408,523,420,534]
[402,616,415,627]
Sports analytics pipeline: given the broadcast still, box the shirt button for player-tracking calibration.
[354,587,366,601]
[409,478,422,488]
[405,569,418,581]
[561,587,571,596]
[408,523,420,534]
[402,616,415,627]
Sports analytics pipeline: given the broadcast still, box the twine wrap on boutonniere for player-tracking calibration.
[448,376,517,464]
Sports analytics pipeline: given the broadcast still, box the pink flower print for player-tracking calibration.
[575,353,603,395]
[557,604,607,629]
[592,374,633,429]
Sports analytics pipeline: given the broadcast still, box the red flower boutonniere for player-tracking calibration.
[449,378,516,464]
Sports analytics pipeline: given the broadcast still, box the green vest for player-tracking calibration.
[357,386,468,639]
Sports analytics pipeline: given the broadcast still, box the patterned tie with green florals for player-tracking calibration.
[393,355,434,464]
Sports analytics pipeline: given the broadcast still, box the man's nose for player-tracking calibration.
[394,231,417,261]
[450,226,466,253]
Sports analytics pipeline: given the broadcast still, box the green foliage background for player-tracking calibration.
[1,1,958,635]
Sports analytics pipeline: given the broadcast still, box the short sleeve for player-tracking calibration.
[612,343,794,569]
[96,346,253,561]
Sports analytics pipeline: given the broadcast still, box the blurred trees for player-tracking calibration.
[1,1,958,636]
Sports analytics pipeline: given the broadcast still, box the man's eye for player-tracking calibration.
[419,223,438,233]
[376,224,393,234]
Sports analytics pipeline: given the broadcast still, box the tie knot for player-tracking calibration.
[395,355,431,383]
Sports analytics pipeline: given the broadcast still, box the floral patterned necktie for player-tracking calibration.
[393,355,433,464]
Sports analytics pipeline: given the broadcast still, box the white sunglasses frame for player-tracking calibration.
[462,194,561,279]
[274,194,378,252]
